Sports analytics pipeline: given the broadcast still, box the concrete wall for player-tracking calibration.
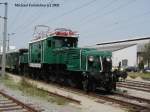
[112,45,137,67]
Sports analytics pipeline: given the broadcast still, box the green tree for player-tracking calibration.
[143,41,150,67]
[138,60,144,71]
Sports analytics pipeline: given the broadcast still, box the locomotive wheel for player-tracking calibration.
[40,70,48,82]
[90,82,96,92]
[50,72,57,82]
[59,77,65,84]
[82,79,89,92]
[105,81,113,92]
[67,79,76,88]
[105,87,112,93]
[112,81,116,91]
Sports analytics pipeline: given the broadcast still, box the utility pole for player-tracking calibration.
[7,33,15,51]
[0,2,8,77]
[7,36,9,51]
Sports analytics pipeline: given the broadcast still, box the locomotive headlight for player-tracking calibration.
[106,57,111,62]
[89,56,94,62]
[120,68,124,71]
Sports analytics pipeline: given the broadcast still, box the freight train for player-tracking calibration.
[0,28,117,92]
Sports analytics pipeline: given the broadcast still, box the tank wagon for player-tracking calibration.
[1,28,117,92]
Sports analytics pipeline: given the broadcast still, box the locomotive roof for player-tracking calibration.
[29,28,79,44]
[29,35,78,44]
[28,37,47,43]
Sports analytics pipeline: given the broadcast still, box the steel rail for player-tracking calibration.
[115,92,150,104]
[95,94,150,111]
[0,90,42,112]
[38,88,81,104]
[117,82,150,89]
[117,83,150,93]
[6,73,150,112]
[126,80,150,86]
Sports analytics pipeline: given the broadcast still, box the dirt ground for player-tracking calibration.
[0,73,126,112]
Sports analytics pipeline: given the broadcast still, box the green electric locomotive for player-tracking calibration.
[20,28,116,91]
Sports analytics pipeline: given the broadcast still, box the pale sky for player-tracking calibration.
[0,0,150,48]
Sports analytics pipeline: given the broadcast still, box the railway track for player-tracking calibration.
[42,89,81,104]
[67,88,150,112]
[0,90,43,112]
[48,85,150,112]
[117,81,150,93]
[41,83,150,112]
[126,80,150,87]
[115,92,150,104]
[6,73,150,112]
[95,93,150,112]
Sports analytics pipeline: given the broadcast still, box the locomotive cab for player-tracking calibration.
[88,56,103,72]
[51,36,78,48]
[82,51,116,92]
[48,28,79,48]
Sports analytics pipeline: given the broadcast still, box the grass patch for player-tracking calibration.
[0,75,67,105]
[125,107,139,112]
[18,77,48,98]
[128,72,150,80]
[0,74,18,90]
[18,78,67,105]
[47,95,68,105]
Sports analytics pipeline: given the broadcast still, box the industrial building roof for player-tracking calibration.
[96,37,150,45]
[95,44,136,52]
[86,37,150,52]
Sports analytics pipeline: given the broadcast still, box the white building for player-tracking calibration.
[0,46,16,53]
[112,45,137,67]
[87,37,150,67]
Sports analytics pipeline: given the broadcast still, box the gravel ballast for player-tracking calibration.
[0,73,125,112]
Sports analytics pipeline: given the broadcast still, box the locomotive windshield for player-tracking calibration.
[102,57,112,72]
[53,36,78,48]
[87,56,112,72]
[88,56,102,72]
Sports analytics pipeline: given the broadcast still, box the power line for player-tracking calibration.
[76,0,137,29]
[81,10,150,43]
[10,0,42,32]
[8,0,26,30]
[8,0,149,49]
[11,8,45,33]
[105,11,150,33]
[74,0,117,26]
[43,0,97,24]
[15,0,140,48]
[14,0,98,37]
[90,10,150,34]
[10,0,72,33]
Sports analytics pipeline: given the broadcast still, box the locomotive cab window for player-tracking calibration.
[47,40,51,47]
[102,57,112,72]
[52,41,55,48]
[39,44,41,48]
[53,36,78,48]
[88,56,102,72]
